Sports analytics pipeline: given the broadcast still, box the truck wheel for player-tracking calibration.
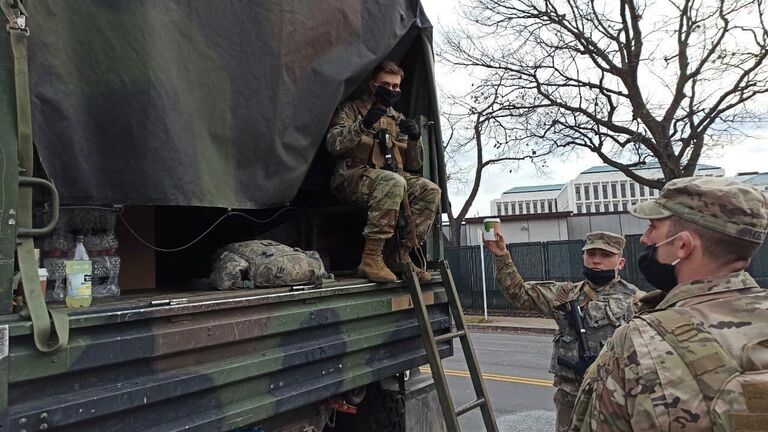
[328,383,405,432]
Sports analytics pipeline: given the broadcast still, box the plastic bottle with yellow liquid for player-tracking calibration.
[65,235,92,308]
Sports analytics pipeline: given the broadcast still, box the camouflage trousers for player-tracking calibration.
[332,167,441,242]
[554,387,577,432]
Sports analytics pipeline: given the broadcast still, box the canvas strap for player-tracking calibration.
[4,1,69,352]
[639,308,740,403]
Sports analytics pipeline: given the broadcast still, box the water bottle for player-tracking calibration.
[65,235,92,307]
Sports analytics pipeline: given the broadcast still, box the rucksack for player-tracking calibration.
[210,240,328,289]
[640,308,768,432]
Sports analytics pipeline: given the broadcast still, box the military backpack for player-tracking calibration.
[210,240,328,289]
[640,308,768,432]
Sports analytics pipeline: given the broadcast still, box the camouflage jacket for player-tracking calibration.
[569,271,768,432]
[325,97,423,188]
[494,252,640,393]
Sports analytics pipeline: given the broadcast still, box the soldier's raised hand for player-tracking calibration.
[483,231,507,256]
[362,105,387,130]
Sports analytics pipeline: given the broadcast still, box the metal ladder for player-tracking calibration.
[404,260,499,432]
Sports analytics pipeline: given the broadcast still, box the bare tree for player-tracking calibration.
[441,0,768,189]
[442,80,553,245]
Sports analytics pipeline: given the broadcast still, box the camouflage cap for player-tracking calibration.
[582,231,625,254]
[630,177,768,244]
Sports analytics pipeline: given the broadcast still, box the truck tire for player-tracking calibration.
[329,383,405,432]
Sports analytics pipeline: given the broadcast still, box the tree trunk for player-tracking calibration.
[449,222,462,247]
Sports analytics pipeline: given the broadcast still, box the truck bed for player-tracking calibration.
[0,276,452,431]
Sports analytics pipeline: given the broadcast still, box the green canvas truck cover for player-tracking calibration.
[26,0,436,209]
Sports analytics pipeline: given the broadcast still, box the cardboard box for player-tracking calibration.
[115,206,156,290]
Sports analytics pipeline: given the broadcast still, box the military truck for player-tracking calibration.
[0,1,454,431]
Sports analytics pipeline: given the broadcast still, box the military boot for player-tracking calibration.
[358,238,398,283]
[399,245,431,283]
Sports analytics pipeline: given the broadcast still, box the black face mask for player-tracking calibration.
[582,266,617,286]
[637,244,678,292]
[373,85,401,108]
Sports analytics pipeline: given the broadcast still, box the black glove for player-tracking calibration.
[361,105,387,130]
[398,118,420,140]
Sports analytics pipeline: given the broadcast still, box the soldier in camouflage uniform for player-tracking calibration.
[570,177,768,431]
[326,61,441,283]
[484,230,641,432]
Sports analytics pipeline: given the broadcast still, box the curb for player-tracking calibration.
[466,324,556,335]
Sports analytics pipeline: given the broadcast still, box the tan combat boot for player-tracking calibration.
[358,238,398,283]
[399,245,431,283]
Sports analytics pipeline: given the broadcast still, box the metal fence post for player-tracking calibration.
[477,230,488,320]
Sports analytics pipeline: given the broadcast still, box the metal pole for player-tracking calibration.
[477,230,488,320]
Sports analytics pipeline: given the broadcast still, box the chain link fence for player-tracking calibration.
[445,235,768,314]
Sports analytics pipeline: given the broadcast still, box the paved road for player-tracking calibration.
[426,332,557,432]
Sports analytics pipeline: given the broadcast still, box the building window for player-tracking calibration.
[576,204,583,213]
[548,200,554,212]
[620,183,627,198]
[649,188,656,197]
[613,202,619,211]
[611,182,617,199]
[593,184,600,200]
[525,202,531,214]
[554,200,559,211]
[575,185,582,201]
[603,202,609,212]
[533,201,539,213]
[540,200,546,212]
[503,202,509,215]
[585,204,592,213]
[595,203,602,212]
[510,201,516,215]
[496,203,502,215]
[630,183,636,198]
[584,185,591,201]
[631,200,638,206]
[518,202,524,214]
[622,202,628,211]
[639,185,646,197]
[602,184,608,200]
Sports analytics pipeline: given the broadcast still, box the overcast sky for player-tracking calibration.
[421,0,768,217]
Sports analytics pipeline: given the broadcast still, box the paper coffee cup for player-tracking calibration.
[482,218,501,241]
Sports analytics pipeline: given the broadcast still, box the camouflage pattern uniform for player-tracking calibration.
[325,97,440,243]
[210,240,328,289]
[493,232,640,432]
[570,177,768,432]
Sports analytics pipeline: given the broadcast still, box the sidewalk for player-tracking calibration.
[464,315,558,335]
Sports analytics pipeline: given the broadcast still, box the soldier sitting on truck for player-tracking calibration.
[325,61,441,283]
[483,231,641,432]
